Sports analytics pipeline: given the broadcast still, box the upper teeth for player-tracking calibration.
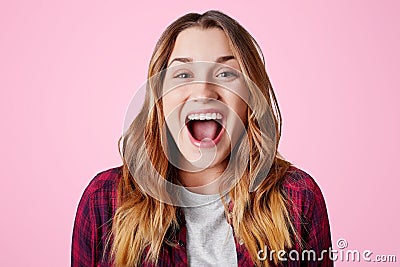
[188,112,223,120]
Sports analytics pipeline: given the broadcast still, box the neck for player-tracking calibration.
[178,160,228,194]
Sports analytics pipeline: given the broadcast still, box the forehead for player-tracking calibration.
[168,27,233,64]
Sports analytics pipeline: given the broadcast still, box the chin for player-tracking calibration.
[177,135,231,171]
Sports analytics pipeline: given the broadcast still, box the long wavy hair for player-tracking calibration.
[111,10,300,267]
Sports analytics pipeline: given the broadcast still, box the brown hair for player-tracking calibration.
[111,10,299,266]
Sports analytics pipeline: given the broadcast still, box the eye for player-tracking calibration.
[216,71,238,78]
[174,72,192,79]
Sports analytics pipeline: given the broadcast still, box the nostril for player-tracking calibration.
[192,97,216,103]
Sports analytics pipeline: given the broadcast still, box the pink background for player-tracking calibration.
[1,0,399,266]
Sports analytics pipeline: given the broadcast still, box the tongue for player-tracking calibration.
[191,120,219,141]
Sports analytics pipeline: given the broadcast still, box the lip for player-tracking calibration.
[184,108,226,148]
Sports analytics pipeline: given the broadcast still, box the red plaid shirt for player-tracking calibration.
[71,165,333,266]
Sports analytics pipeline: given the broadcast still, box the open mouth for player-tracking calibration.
[185,112,225,147]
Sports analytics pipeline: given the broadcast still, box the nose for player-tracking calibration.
[189,82,219,103]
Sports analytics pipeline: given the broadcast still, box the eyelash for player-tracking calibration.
[216,71,237,78]
[174,73,192,79]
[173,71,238,79]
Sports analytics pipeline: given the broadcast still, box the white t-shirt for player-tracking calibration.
[180,187,238,266]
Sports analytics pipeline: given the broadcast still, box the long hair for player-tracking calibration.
[111,10,300,266]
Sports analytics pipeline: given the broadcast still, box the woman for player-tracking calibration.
[72,10,333,267]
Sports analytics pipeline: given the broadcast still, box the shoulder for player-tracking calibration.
[72,166,123,265]
[281,165,325,199]
[76,165,123,220]
[82,165,123,199]
[280,165,328,219]
[280,166,333,259]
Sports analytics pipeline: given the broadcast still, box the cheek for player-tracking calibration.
[162,95,179,118]
[162,92,187,139]
[162,97,172,117]
[226,94,248,124]
[162,88,187,117]
[223,82,249,123]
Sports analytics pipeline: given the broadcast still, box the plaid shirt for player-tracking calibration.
[71,165,333,266]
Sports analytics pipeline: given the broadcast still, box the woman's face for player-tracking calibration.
[162,27,248,171]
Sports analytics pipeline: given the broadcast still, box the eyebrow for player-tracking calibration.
[167,55,236,67]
